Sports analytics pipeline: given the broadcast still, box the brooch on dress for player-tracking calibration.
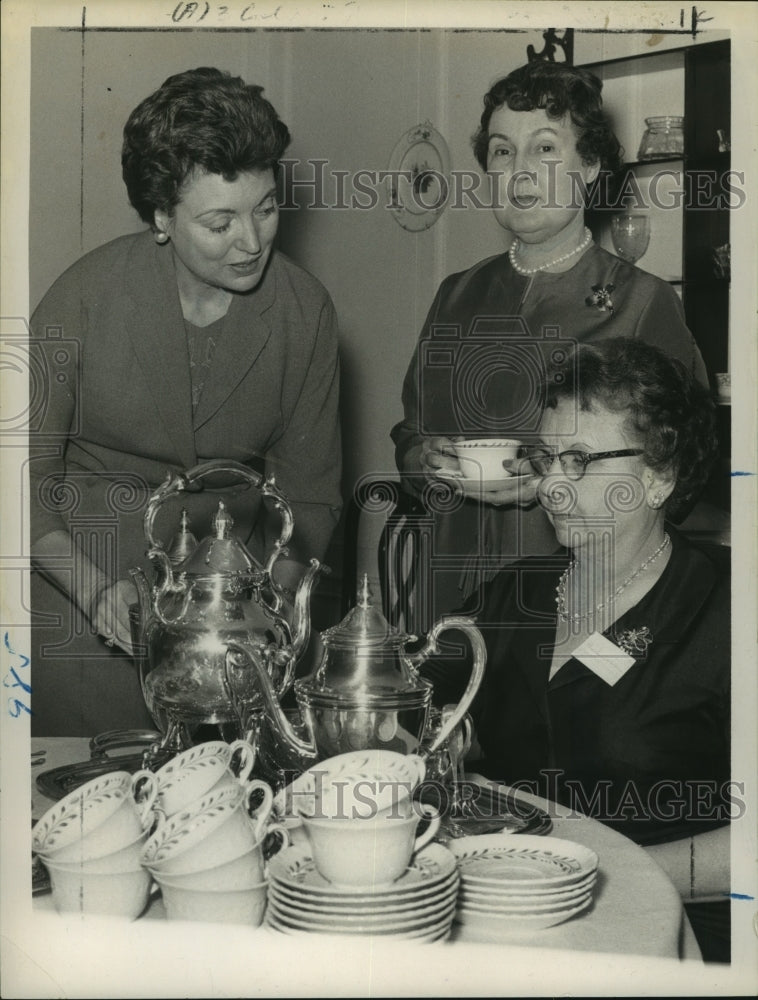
[585,283,615,315]
[613,626,653,657]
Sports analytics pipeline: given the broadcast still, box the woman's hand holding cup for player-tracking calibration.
[419,436,462,478]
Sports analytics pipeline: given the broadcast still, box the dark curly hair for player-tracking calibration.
[472,61,622,179]
[545,338,719,522]
[122,67,291,225]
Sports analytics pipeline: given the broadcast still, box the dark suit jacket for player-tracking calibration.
[28,230,342,735]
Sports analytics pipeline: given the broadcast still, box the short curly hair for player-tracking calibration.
[122,66,291,225]
[545,338,719,522]
[472,61,622,178]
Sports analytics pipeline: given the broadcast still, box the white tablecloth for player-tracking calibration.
[14,736,713,997]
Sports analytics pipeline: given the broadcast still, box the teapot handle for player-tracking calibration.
[408,615,486,758]
[143,462,295,596]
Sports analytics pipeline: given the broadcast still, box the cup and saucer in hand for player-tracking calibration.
[434,439,539,505]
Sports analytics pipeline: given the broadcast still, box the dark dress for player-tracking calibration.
[391,245,709,618]
[421,527,731,960]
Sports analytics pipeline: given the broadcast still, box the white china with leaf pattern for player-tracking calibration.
[267,841,456,897]
[268,874,459,914]
[458,867,597,897]
[269,894,455,934]
[274,748,425,820]
[32,770,158,862]
[449,834,598,888]
[455,895,594,933]
[451,439,522,480]
[458,887,594,914]
[265,905,455,940]
[43,860,153,919]
[138,739,256,818]
[160,878,268,925]
[301,802,440,888]
[460,876,596,908]
[141,780,277,874]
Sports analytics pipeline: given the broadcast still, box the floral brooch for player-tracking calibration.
[613,626,653,657]
[586,283,615,315]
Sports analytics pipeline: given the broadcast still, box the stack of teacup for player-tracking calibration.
[32,770,159,919]
[267,749,458,940]
[139,740,287,925]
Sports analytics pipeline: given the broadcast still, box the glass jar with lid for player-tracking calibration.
[637,116,685,160]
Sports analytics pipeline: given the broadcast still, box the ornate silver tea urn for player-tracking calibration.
[225,575,486,782]
[129,460,321,758]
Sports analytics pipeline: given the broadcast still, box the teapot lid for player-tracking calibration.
[320,575,413,650]
[177,501,261,577]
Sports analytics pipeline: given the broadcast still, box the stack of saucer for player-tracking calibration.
[450,834,598,935]
[265,842,459,942]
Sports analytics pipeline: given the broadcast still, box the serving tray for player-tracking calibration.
[416,781,552,838]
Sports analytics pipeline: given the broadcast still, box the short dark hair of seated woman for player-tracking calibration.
[471,60,623,180]
[122,66,291,226]
[542,336,719,524]
[420,338,730,959]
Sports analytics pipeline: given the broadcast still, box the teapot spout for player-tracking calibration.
[224,640,318,773]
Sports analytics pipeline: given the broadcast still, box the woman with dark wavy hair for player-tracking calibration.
[424,338,730,961]
[392,60,708,621]
[29,68,342,735]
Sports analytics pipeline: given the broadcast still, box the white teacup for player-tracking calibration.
[278,749,426,820]
[160,879,268,926]
[452,439,521,480]
[32,771,158,863]
[316,776,417,821]
[149,826,288,891]
[43,858,153,919]
[301,802,440,888]
[141,781,275,876]
[38,827,152,875]
[138,739,256,818]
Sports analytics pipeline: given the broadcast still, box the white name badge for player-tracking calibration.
[571,631,637,686]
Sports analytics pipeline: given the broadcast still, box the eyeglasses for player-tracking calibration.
[524,446,643,481]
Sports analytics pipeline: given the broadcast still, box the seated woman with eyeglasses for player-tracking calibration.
[422,337,730,961]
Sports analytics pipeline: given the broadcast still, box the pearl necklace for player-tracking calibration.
[555,533,671,623]
[509,226,593,276]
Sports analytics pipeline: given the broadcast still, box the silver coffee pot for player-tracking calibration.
[224,574,486,781]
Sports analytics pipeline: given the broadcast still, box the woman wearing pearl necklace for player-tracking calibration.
[391,60,708,622]
[422,338,730,962]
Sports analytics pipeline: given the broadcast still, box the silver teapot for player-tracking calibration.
[224,575,486,780]
[129,460,321,754]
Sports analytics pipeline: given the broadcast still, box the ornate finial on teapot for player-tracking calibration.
[357,573,372,609]
[167,508,198,566]
[211,500,234,539]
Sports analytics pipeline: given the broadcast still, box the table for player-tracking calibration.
[18,737,712,997]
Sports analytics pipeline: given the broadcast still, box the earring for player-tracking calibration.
[649,491,665,509]
[154,230,169,245]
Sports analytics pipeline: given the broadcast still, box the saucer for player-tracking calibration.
[434,470,535,494]
[449,834,598,888]
[455,895,594,933]
[269,874,460,914]
[267,842,456,897]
